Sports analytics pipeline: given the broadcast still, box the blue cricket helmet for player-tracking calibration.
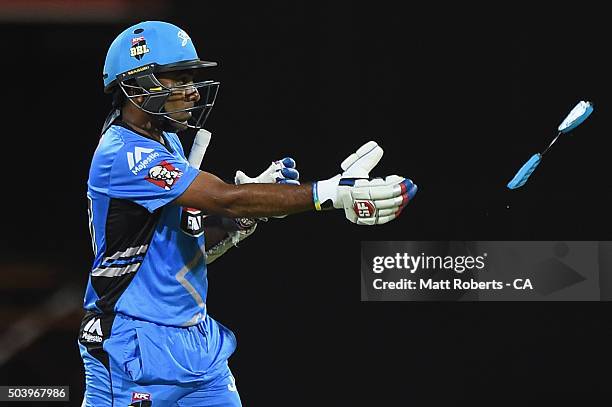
[103,21,216,92]
[102,21,219,131]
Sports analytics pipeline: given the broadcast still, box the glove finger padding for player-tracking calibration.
[280,167,299,182]
[339,176,417,225]
[280,157,296,169]
[235,157,300,185]
[278,179,300,185]
[235,157,300,219]
[340,141,384,178]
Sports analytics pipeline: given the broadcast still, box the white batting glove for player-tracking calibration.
[235,157,300,185]
[313,141,417,225]
[235,157,300,219]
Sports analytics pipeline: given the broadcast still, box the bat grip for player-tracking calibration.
[188,129,212,168]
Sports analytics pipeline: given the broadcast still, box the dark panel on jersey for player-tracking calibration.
[91,198,161,313]
[78,311,117,372]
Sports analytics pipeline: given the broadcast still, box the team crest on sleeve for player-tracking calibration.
[130,36,150,60]
[145,161,183,190]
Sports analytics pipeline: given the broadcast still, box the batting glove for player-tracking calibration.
[312,141,417,225]
[235,157,300,219]
[235,157,300,185]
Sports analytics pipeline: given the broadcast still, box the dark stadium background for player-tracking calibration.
[0,2,610,405]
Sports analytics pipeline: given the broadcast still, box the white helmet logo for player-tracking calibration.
[178,30,190,47]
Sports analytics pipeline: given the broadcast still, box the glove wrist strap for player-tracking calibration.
[313,175,340,211]
[312,182,322,211]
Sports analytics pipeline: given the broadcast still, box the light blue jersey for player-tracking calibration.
[84,122,209,327]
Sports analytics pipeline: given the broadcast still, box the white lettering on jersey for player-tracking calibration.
[81,318,103,343]
[127,147,159,175]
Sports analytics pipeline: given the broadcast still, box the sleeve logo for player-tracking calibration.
[145,161,183,190]
[127,146,159,175]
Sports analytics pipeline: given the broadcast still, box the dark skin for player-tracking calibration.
[121,70,315,247]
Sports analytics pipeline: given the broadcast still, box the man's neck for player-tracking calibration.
[121,106,164,143]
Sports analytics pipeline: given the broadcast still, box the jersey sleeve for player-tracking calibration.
[108,138,200,212]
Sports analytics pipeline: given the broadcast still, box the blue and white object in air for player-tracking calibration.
[557,100,594,133]
[507,100,594,190]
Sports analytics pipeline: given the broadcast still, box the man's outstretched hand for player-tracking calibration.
[313,141,417,225]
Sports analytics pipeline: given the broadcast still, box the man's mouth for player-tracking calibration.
[172,111,192,122]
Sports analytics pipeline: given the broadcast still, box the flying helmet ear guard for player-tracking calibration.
[102,21,220,131]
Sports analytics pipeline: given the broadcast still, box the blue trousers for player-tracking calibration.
[79,312,241,406]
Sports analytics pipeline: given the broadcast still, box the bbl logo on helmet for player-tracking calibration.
[130,36,150,60]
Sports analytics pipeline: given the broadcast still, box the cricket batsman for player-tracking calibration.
[79,20,417,406]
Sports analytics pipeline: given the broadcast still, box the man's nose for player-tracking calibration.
[185,86,200,102]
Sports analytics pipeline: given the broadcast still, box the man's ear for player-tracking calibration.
[125,91,144,106]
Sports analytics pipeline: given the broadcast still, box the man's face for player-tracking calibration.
[157,70,201,129]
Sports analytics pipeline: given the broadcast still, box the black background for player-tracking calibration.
[1,2,611,405]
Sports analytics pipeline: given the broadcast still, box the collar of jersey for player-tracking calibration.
[112,119,173,154]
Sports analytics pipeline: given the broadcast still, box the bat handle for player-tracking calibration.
[541,132,561,156]
[188,129,212,168]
